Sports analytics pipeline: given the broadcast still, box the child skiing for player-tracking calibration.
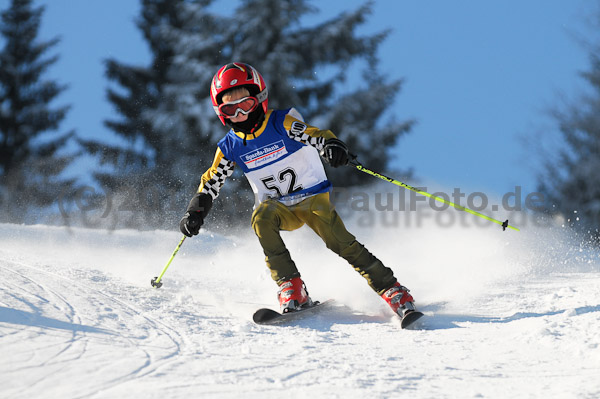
[180,62,418,321]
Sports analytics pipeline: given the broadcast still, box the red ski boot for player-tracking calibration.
[278,277,313,313]
[381,282,416,317]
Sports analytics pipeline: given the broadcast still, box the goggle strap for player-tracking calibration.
[256,88,268,103]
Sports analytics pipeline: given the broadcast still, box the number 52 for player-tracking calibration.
[260,168,303,198]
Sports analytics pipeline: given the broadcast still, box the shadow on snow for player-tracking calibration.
[0,306,113,335]
[417,304,600,330]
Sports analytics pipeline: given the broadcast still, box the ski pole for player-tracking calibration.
[151,235,187,288]
[347,155,519,232]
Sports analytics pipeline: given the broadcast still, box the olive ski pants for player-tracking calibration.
[251,192,397,294]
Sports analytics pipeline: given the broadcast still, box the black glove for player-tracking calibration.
[180,193,213,237]
[180,212,203,237]
[321,138,349,167]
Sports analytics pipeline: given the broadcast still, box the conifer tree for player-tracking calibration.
[79,0,233,228]
[89,0,413,229]
[0,0,75,223]
[538,56,600,240]
[538,13,600,241]
[222,0,413,186]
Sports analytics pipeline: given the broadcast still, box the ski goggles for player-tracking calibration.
[218,96,259,118]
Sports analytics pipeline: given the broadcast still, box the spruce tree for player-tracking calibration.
[89,0,413,229]
[0,0,75,223]
[79,0,233,229]
[222,0,414,186]
[538,65,600,240]
[538,16,600,241]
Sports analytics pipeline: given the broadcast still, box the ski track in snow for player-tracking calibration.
[1,212,600,398]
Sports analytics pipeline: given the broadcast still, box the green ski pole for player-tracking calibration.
[151,235,187,288]
[347,156,519,232]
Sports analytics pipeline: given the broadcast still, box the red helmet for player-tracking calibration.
[210,62,268,125]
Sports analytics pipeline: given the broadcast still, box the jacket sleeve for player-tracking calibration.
[197,147,235,200]
[282,109,337,151]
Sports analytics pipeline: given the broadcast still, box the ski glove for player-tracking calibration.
[180,192,213,237]
[321,138,349,167]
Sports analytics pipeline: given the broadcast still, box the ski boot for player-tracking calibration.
[278,277,313,313]
[381,282,416,317]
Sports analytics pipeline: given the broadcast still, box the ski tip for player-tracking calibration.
[401,310,424,329]
[253,308,283,324]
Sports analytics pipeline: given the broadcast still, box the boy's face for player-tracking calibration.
[222,91,250,123]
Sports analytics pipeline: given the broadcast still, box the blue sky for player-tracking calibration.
[30,0,594,199]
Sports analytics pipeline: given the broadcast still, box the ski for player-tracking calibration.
[253,299,334,325]
[400,310,425,329]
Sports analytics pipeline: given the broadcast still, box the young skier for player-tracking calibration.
[180,62,418,318]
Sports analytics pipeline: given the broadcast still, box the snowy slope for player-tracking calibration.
[1,210,599,398]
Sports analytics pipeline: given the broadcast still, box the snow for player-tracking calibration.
[1,211,600,398]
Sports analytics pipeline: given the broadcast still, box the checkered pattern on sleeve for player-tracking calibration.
[287,120,326,151]
[200,157,235,200]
